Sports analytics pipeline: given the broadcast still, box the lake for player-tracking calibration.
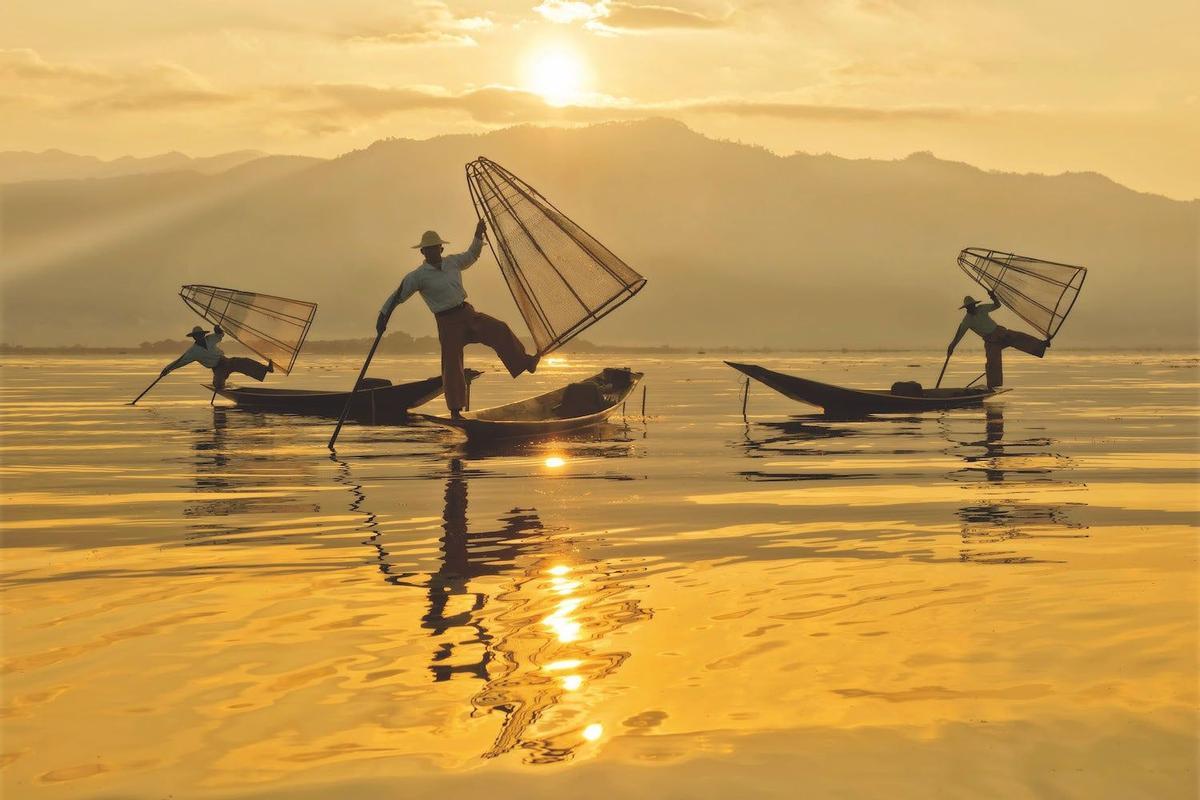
[1,351,1197,799]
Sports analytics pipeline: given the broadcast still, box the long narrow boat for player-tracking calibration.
[420,367,643,441]
[206,370,483,422]
[726,361,1006,416]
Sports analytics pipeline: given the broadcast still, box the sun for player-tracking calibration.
[523,45,587,107]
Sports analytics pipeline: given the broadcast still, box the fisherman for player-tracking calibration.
[947,291,1048,388]
[159,324,273,390]
[376,221,538,418]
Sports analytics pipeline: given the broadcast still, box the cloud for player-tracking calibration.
[533,1,731,31]
[681,99,974,122]
[341,1,494,47]
[2,50,235,113]
[605,2,730,29]
[0,49,114,87]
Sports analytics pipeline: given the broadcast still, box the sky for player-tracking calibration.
[2,0,1198,199]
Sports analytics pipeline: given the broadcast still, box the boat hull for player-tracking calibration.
[421,367,643,441]
[208,371,481,422]
[726,361,1005,416]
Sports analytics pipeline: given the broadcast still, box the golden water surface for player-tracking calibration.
[1,352,1197,799]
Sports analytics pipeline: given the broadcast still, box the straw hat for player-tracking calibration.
[413,230,450,249]
[960,295,979,309]
[188,325,208,337]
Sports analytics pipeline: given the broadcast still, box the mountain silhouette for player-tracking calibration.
[1,119,1195,348]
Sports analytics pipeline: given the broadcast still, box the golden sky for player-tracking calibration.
[2,0,1197,198]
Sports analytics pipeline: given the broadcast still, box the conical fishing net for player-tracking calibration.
[957,248,1087,340]
[180,285,317,374]
[466,157,647,355]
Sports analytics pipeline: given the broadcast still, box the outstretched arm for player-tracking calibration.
[979,289,1001,312]
[450,220,486,271]
[377,273,421,334]
[160,352,192,376]
[947,319,969,354]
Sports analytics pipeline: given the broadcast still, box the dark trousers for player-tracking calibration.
[435,303,531,411]
[983,326,1046,387]
[213,356,269,389]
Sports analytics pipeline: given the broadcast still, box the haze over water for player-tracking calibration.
[1,351,1197,798]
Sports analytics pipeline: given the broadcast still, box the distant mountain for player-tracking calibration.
[0,149,307,184]
[1,120,1196,349]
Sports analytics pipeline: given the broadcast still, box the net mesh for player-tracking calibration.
[179,285,317,374]
[466,158,647,355]
[957,248,1087,340]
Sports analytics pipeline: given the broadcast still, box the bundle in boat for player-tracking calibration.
[180,285,317,374]
[957,248,1086,341]
[465,157,647,356]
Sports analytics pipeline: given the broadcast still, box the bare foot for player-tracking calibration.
[527,354,541,374]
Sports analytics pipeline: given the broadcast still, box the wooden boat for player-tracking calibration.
[207,370,483,422]
[420,367,643,440]
[726,361,1006,416]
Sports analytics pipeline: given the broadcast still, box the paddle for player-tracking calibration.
[129,373,166,405]
[328,330,384,450]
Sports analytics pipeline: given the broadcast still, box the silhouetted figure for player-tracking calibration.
[376,221,538,418]
[947,292,1047,388]
[160,325,273,390]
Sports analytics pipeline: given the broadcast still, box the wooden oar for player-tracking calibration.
[328,330,385,450]
[129,373,166,405]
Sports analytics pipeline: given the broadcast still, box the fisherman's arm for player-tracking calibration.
[980,289,1001,312]
[451,221,486,271]
[947,320,969,354]
[160,352,193,375]
[377,274,420,334]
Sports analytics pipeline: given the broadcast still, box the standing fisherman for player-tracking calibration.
[159,325,273,390]
[377,221,538,418]
[947,291,1048,388]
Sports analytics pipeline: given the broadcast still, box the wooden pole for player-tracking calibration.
[328,330,385,450]
[741,377,750,421]
[935,349,952,389]
[964,371,987,390]
[129,373,166,405]
[641,384,647,418]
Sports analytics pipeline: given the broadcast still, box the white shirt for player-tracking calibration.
[950,302,1001,349]
[380,236,484,316]
[167,330,225,371]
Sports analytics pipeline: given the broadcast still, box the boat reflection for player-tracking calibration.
[183,407,321,523]
[944,404,1087,563]
[337,454,651,764]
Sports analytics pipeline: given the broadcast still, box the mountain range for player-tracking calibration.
[1,120,1196,349]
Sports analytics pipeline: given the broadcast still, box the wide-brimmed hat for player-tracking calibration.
[188,325,208,337]
[413,230,450,249]
[960,295,979,309]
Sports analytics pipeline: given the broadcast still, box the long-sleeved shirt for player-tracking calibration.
[949,302,1001,349]
[379,235,484,317]
[165,330,225,372]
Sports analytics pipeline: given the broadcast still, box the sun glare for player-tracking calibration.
[524,45,587,107]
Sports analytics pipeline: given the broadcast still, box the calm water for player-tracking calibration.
[1,352,1197,799]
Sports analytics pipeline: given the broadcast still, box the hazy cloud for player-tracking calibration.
[0,49,114,87]
[341,1,494,47]
[533,1,730,31]
[2,50,235,113]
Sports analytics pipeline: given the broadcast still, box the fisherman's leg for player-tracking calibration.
[984,341,1004,388]
[1004,329,1048,358]
[466,310,534,378]
[437,317,468,413]
[225,357,270,382]
[212,358,232,390]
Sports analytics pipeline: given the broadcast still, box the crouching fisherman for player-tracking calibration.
[160,325,273,390]
[947,292,1048,388]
